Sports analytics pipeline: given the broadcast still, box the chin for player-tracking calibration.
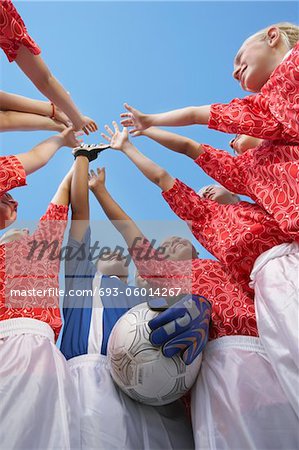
[1,217,16,230]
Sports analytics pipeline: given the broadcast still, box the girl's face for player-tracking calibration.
[201,185,240,205]
[96,249,129,278]
[230,135,264,155]
[159,236,196,261]
[0,193,18,230]
[233,38,274,92]
[233,27,284,92]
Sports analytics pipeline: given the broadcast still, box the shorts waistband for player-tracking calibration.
[0,318,54,342]
[68,353,109,370]
[205,335,265,355]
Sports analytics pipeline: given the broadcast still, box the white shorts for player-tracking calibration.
[0,318,80,450]
[68,353,194,450]
[250,242,299,417]
[191,336,299,450]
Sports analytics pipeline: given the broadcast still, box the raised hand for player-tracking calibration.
[120,103,152,135]
[81,115,98,135]
[60,127,84,148]
[88,167,106,192]
[101,121,130,150]
[148,294,211,365]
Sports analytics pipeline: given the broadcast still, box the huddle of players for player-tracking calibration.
[0,2,299,448]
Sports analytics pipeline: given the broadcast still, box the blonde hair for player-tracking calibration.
[249,22,299,49]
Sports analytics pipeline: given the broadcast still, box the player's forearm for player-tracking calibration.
[37,74,85,130]
[17,135,65,175]
[91,186,144,247]
[122,142,174,191]
[143,127,203,160]
[71,157,89,219]
[15,52,85,130]
[51,166,74,206]
[0,91,51,116]
[92,186,130,222]
[149,106,210,127]
[0,111,64,132]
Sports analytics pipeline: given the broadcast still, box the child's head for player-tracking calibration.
[96,248,129,280]
[233,22,299,92]
[158,236,198,261]
[198,185,240,205]
[0,193,18,230]
[230,134,264,155]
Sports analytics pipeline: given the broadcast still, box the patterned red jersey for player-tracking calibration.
[0,156,67,341]
[162,178,291,292]
[196,141,299,237]
[208,42,299,143]
[130,239,257,340]
[0,0,41,62]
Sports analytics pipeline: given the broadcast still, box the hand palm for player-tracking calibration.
[111,130,127,150]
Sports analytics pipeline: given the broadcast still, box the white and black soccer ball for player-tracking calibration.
[107,302,202,406]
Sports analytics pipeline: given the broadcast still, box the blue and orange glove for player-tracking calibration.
[148,295,211,365]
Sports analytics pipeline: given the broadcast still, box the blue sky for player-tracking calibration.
[1,1,298,259]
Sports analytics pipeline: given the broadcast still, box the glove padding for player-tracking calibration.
[148,295,211,365]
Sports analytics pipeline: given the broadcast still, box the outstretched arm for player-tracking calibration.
[69,155,90,242]
[14,46,97,134]
[0,111,66,132]
[0,90,70,132]
[120,103,210,134]
[16,127,82,175]
[88,167,145,248]
[101,122,175,192]
[142,127,204,160]
[51,165,74,207]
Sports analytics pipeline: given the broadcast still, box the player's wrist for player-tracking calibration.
[51,134,65,147]
[121,141,134,153]
[90,184,107,196]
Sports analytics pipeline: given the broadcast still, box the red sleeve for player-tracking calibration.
[0,0,41,62]
[0,155,27,196]
[195,144,248,195]
[208,96,284,140]
[162,178,213,224]
[129,237,193,294]
[31,203,69,245]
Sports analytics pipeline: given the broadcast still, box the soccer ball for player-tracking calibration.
[107,302,202,406]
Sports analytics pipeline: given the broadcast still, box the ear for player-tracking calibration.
[267,26,281,48]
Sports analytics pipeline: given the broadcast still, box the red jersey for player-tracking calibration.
[0,0,41,62]
[130,239,257,340]
[196,142,299,237]
[208,42,299,143]
[0,156,67,341]
[162,178,291,292]
[0,154,26,195]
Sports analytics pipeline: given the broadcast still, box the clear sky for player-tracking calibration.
[1,1,298,260]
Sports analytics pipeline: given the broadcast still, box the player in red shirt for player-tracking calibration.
[101,121,299,420]
[120,23,299,234]
[121,23,299,140]
[0,0,97,134]
[0,129,85,448]
[88,161,298,449]
[137,127,299,238]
